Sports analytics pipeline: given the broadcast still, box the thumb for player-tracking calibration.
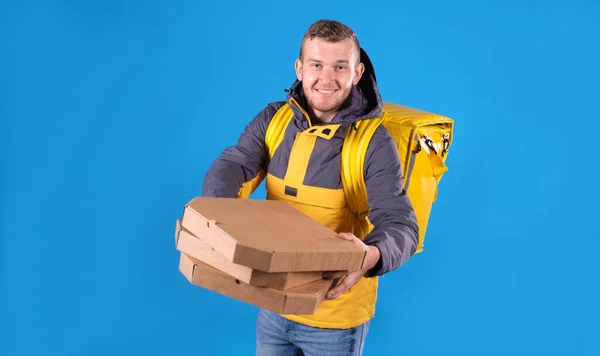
[339,233,363,248]
[338,232,355,241]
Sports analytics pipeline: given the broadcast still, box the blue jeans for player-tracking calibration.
[256,308,370,356]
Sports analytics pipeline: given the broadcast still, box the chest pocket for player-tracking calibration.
[265,124,351,234]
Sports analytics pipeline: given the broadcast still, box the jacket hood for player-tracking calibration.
[286,47,384,125]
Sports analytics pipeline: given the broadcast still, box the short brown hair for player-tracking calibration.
[299,20,361,62]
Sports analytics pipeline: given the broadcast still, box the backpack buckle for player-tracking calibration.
[441,134,450,157]
[419,135,438,155]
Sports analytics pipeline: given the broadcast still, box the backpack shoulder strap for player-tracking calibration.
[265,103,294,160]
[341,117,384,237]
[238,103,294,199]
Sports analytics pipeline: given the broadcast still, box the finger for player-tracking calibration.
[326,272,360,300]
[323,271,347,279]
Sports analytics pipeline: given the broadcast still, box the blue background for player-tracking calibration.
[2,0,599,355]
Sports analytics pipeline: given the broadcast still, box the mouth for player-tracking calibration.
[315,89,338,95]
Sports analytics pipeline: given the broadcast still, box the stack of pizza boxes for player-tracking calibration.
[175,197,366,315]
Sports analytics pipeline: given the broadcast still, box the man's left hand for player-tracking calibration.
[323,232,381,300]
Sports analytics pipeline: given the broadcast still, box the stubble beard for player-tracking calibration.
[305,87,350,119]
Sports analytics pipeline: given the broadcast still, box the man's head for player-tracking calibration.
[295,20,365,123]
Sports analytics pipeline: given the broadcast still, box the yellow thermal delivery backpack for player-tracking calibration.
[342,101,454,253]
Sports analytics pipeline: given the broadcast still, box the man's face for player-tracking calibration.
[295,37,364,122]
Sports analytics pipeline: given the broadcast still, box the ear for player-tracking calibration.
[295,58,303,81]
[352,62,365,85]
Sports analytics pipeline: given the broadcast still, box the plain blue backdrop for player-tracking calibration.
[2,0,599,355]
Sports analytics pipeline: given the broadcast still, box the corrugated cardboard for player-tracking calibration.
[179,253,333,315]
[180,197,366,273]
[174,219,324,290]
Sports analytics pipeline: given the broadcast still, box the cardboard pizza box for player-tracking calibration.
[179,252,333,315]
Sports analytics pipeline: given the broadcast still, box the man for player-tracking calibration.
[202,19,419,356]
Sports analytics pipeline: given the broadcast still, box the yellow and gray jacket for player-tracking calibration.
[201,50,419,329]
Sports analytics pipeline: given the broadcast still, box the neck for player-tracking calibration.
[308,107,338,124]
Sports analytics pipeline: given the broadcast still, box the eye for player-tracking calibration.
[337,65,347,70]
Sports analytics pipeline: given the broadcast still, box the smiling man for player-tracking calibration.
[202,19,419,356]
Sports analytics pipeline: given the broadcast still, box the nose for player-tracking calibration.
[319,67,336,83]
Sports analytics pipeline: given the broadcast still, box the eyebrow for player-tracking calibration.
[307,58,350,64]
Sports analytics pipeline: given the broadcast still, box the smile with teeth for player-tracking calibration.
[316,89,338,94]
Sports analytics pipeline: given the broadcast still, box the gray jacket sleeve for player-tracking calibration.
[201,103,283,198]
[362,125,420,277]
